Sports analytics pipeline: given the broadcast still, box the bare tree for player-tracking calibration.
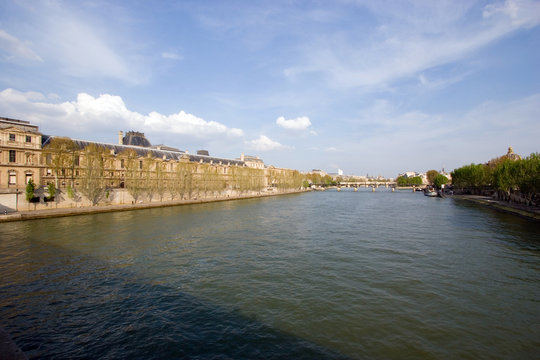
[43,137,78,188]
[79,144,107,205]
[123,149,143,203]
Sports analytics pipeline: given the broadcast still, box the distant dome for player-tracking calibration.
[123,131,151,147]
[506,146,522,161]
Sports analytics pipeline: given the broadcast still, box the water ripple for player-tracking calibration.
[1,191,539,359]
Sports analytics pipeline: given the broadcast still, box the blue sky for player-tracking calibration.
[1,0,539,177]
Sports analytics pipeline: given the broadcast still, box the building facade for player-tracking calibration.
[0,117,43,190]
[0,117,304,210]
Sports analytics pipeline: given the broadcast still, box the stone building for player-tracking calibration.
[0,119,304,211]
[505,146,522,161]
[0,117,43,189]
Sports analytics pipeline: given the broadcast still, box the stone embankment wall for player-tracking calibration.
[493,190,539,207]
[7,186,302,213]
[454,187,539,208]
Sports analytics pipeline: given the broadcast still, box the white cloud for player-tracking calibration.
[0,29,42,62]
[246,135,292,151]
[0,88,244,140]
[276,116,312,130]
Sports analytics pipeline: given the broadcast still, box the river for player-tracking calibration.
[1,188,539,359]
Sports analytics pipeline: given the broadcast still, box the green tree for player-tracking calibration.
[396,176,422,186]
[25,179,35,202]
[67,184,76,200]
[47,182,56,200]
[426,170,439,185]
[451,163,490,190]
[433,174,449,189]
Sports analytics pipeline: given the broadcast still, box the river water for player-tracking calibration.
[1,188,539,359]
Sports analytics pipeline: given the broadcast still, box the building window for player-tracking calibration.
[25,174,33,184]
[121,159,125,168]
[8,172,16,185]
[74,156,80,166]
[46,154,52,165]
[139,160,143,170]
[26,135,32,143]
[9,133,15,141]
[9,150,16,163]
[47,169,52,175]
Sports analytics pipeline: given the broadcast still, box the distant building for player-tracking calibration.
[505,146,522,161]
[310,169,327,177]
[118,130,181,152]
[237,153,265,169]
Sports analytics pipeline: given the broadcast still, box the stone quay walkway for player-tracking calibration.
[0,189,308,223]
[454,195,540,222]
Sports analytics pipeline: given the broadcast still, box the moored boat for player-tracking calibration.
[424,188,438,197]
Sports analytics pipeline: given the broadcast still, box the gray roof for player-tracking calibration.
[0,117,40,133]
[42,136,246,166]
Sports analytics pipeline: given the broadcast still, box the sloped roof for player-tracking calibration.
[0,117,41,134]
[42,136,246,165]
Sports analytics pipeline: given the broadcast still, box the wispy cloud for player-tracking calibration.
[3,2,143,83]
[0,29,42,62]
[341,92,540,173]
[246,135,292,151]
[161,51,184,60]
[284,0,540,89]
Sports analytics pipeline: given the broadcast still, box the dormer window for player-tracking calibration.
[9,133,15,141]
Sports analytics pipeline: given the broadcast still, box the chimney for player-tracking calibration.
[118,131,123,145]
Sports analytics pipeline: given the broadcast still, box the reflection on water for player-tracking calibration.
[1,189,539,359]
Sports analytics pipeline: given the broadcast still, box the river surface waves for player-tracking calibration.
[1,189,539,359]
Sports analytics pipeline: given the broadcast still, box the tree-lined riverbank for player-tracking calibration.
[0,188,308,223]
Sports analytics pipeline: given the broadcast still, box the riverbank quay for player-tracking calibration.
[453,195,540,222]
[0,189,309,223]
